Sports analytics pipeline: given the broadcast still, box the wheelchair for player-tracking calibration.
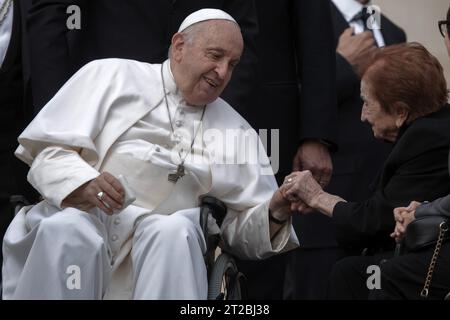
[3,195,246,300]
[199,196,246,300]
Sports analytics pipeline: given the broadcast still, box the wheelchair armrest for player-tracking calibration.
[199,196,227,253]
[199,196,227,234]
[10,195,31,216]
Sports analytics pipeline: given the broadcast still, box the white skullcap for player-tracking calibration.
[178,8,238,33]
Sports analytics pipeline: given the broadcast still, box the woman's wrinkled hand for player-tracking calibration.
[390,201,420,242]
[280,170,323,209]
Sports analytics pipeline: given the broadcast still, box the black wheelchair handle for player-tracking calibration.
[199,196,227,240]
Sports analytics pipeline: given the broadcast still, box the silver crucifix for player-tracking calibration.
[168,164,185,183]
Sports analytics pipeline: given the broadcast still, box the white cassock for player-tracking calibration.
[2,59,299,299]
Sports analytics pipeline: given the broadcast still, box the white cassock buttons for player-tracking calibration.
[111,235,118,241]
[114,218,121,225]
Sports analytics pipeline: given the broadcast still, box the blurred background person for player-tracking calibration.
[285,0,406,299]
[233,0,337,299]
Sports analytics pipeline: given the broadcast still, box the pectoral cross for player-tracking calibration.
[168,164,185,183]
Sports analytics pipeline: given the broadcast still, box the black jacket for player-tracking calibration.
[0,0,29,143]
[0,0,36,202]
[333,106,450,251]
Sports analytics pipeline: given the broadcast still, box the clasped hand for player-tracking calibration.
[390,201,421,243]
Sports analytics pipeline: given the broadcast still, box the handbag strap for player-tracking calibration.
[420,221,449,298]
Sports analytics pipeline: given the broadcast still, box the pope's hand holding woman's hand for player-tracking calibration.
[281,170,323,209]
[280,170,346,217]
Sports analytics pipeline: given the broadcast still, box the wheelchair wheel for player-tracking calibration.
[208,253,244,300]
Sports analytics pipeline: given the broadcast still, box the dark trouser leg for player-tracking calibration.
[235,252,288,300]
[327,255,379,299]
[375,243,450,300]
[0,202,14,285]
[0,150,20,288]
[284,247,352,299]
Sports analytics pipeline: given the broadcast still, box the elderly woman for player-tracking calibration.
[384,11,450,300]
[280,42,450,299]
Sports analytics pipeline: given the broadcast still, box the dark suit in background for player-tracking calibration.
[0,0,37,286]
[285,3,406,299]
[27,0,258,115]
[233,0,337,299]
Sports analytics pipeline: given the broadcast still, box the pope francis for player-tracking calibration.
[2,9,298,299]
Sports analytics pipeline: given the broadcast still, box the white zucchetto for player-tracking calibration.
[178,8,238,33]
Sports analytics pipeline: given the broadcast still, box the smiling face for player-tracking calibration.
[360,79,405,142]
[170,20,244,106]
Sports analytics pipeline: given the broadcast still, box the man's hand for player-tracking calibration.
[336,27,378,77]
[62,172,125,215]
[289,200,314,214]
[269,188,293,221]
[390,201,421,242]
[292,140,332,189]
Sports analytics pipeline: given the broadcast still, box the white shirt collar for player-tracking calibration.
[332,0,364,23]
[162,59,202,110]
[162,59,179,95]
[332,0,384,47]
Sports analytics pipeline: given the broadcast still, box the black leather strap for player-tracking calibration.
[269,213,288,225]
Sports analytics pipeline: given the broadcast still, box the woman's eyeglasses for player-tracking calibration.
[438,20,450,37]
